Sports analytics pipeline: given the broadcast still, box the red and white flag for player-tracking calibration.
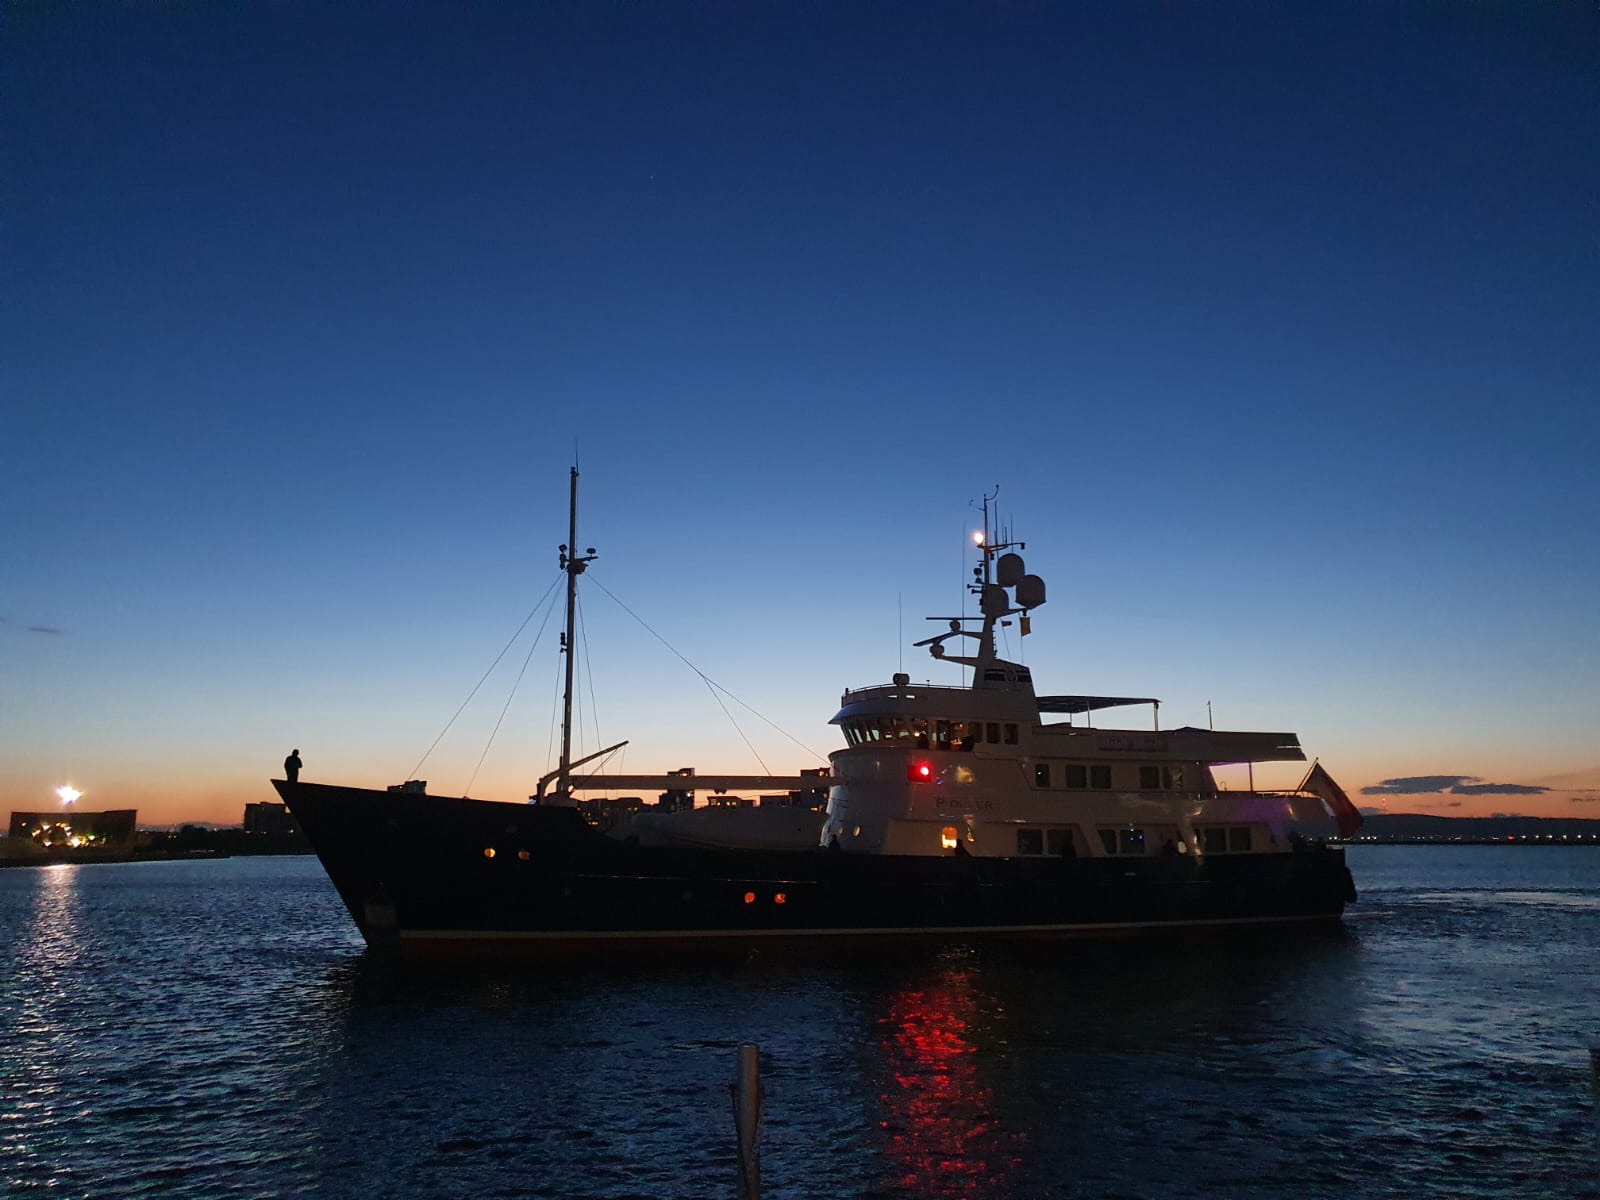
[1299,761,1363,839]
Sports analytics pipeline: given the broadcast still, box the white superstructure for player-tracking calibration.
[820,501,1341,859]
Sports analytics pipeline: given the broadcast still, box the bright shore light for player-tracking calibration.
[56,786,81,806]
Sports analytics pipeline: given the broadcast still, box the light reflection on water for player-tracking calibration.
[0,848,1596,1199]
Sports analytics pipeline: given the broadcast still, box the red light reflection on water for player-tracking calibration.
[875,971,1021,1196]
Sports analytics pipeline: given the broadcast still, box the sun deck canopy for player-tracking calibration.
[1036,695,1161,715]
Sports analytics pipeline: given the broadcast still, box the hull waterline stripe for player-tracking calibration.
[395,912,1340,942]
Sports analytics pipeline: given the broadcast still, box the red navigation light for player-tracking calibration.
[907,762,933,782]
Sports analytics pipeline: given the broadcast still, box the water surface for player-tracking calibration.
[2,846,1596,1198]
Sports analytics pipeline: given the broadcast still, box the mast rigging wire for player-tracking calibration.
[405,573,562,783]
[584,573,826,763]
[463,610,546,798]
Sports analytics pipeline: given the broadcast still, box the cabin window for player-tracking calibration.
[1203,827,1227,853]
[1016,828,1044,855]
[953,720,979,751]
[1229,826,1253,853]
[1046,828,1074,857]
[1003,724,1019,745]
[986,722,1000,744]
[934,720,952,749]
[1098,829,1117,855]
[1119,828,1147,856]
[890,717,911,741]
[911,718,930,748]
[1035,763,1050,787]
[1164,766,1185,790]
[1089,765,1112,789]
[1065,764,1087,789]
[1139,766,1161,790]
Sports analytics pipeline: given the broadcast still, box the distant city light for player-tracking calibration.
[56,786,81,806]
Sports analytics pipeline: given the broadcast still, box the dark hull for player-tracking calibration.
[275,781,1357,955]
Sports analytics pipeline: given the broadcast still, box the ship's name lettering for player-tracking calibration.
[1098,735,1167,753]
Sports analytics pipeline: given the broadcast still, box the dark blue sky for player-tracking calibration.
[5,3,1596,821]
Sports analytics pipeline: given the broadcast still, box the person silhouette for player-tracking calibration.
[284,749,302,783]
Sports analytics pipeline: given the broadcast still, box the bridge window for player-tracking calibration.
[1096,827,1147,855]
[1200,826,1256,853]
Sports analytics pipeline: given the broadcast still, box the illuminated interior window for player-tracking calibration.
[482,847,496,858]
[743,891,756,904]
[774,893,787,905]
[940,826,959,850]
[517,850,530,862]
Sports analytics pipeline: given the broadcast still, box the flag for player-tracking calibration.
[1299,760,1363,839]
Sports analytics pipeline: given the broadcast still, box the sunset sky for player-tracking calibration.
[5,3,1596,826]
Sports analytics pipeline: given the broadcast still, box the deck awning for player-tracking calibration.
[1036,695,1161,714]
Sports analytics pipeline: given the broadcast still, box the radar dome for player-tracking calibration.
[1015,574,1047,609]
[996,553,1025,586]
[981,583,1010,618]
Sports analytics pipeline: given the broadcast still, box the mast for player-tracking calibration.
[917,486,1044,676]
[557,467,597,801]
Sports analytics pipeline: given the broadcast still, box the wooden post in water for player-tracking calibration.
[734,1043,761,1200]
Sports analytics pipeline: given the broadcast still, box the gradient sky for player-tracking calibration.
[5,3,1597,826]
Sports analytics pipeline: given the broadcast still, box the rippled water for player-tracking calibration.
[2,846,1596,1198]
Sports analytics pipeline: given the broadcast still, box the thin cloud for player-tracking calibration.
[1361,774,1549,797]
[2,617,66,635]
[1361,775,1471,795]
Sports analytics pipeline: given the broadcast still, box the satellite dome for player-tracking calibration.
[1015,574,1047,609]
[996,553,1025,586]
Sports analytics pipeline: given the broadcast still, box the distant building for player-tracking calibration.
[7,809,138,849]
[242,801,302,838]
